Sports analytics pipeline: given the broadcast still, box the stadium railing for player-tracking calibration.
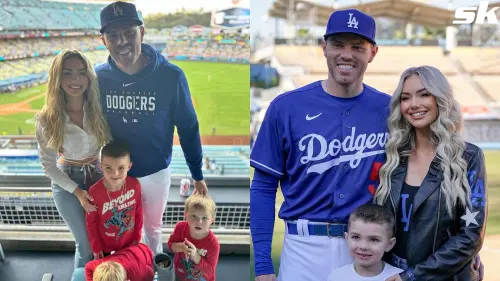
[0,175,250,254]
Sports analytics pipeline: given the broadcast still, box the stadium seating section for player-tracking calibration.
[162,31,249,61]
[0,50,108,81]
[0,146,250,176]
[166,40,249,61]
[276,45,500,109]
[0,34,249,91]
[0,0,250,92]
[0,37,102,59]
[474,76,500,104]
[1,0,104,30]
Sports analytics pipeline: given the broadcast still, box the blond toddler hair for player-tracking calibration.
[93,261,127,281]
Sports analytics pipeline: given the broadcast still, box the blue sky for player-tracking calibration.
[251,0,493,40]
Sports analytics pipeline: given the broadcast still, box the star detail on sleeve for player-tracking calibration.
[461,207,479,227]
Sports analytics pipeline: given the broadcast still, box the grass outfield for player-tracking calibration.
[250,150,500,279]
[172,60,249,136]
[0,112,37,135]
[0,60,249,136]
[0,86,44,104]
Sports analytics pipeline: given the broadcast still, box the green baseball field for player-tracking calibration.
[250,150,500,281]
[0,60,249,140]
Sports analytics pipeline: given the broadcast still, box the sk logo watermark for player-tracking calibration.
[453,1,499,24]
[347,13,359,29]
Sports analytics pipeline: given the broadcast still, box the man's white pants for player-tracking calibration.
[137,167,171,255]
[278,220,353,281]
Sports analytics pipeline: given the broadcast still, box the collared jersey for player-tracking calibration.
[250,81,391,222]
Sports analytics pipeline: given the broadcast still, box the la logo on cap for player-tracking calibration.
[112,3,124,16]
[347,13,359,29]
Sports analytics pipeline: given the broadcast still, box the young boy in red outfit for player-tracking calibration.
[85,243,154,281]
[86,139,143,258]
[168,194,220,281]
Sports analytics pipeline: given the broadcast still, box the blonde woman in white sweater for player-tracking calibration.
[35,50,111,269]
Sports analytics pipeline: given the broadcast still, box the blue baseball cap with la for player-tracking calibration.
[324,9,376,45]
[100,1,143,33]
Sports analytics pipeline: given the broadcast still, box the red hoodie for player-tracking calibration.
[167,221,220,281]
[86,176,143,254]
[85,243,154,281]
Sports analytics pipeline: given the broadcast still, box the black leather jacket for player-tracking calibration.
[381,142,487,281]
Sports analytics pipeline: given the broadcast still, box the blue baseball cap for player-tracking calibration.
[100,1,143,33]
[324,9,376,45]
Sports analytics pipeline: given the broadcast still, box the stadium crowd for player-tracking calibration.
[0,30,249,93]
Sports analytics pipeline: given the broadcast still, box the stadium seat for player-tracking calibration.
[452,47,500,74]
[70,268,84,281]
[474,75,500,103]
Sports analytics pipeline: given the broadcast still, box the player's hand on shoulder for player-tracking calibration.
[255,274,277,281]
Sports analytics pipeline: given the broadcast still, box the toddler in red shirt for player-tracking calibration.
[86,139,143,258]
[85,243,154,281]
[168,194,220,281]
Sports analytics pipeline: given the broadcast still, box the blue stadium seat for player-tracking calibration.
[70,267,85,281]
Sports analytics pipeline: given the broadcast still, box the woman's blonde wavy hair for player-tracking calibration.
[36,50,111,151]
[374,66,470,216]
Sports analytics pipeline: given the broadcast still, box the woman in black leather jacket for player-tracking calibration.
[374,66,487,281]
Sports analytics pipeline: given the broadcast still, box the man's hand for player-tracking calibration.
[193,180,208,196]
[184,239,201,264]
[93,251,104,260]
[256,274,278,281]
[385,274,402,281]
[74,188,96,213]
[473,254,484,280]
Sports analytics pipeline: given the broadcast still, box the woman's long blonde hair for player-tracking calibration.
[374,66,470,216]
[36,50,110,151]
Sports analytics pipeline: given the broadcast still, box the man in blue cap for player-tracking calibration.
[250,8,386,281]
[95,1,208,257]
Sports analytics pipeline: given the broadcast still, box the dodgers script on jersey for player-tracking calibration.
[250,81,391,222]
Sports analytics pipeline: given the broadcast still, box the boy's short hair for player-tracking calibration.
[185,194,216,218]
[101,139,130,160]
[93,261,127,281]
[348,204,395,237]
